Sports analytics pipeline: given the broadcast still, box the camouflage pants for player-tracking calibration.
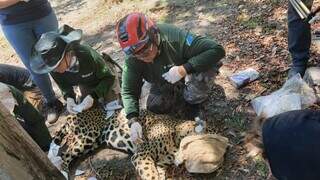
[146,68,219,117]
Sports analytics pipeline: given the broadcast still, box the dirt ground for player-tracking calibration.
[2,0,320,179]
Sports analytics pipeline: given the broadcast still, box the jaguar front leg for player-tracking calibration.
[131,152,160,180]
[53,122,70,145]
[156,165,167,180]
[60,137,96,172]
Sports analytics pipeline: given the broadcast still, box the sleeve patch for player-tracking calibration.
[186,34,194,46]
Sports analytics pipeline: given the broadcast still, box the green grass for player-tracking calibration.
[224,114,246,131]
[254,157,269,178]
[269,0,282,5]
[241,17,263,29]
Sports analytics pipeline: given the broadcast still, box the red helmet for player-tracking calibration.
[116,12,156,55]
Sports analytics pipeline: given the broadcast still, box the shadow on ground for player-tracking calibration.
[52,0,87,17]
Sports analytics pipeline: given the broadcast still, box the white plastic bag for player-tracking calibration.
[229,68,259,88]
[47,141,63,169]
[251,74,317,118]
[47,141,85,180]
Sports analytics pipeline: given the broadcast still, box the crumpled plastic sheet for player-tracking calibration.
[251,74,317,118]
[47,141,85,179]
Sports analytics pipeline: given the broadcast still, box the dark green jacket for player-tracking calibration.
[8,85,51,150]
[51,44,115,100]
[122,23,225,118]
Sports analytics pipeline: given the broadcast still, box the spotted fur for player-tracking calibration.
[53,107,207,180]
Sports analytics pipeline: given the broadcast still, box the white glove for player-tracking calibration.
[66,98,78,114]
[162,66,184,84]
[130,122,143,143]
[73,95,94,113]
[194,116,206,133]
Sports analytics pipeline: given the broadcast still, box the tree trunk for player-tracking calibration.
[0,102,65,180]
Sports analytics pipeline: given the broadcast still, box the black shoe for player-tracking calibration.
[45,99,63,124]
[288,66,307,79]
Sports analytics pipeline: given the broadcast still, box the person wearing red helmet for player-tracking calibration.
[116,12,225,142]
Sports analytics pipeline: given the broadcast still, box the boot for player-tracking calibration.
[288,66,307,79]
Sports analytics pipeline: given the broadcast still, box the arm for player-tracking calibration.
[182,34,225,74]
[50,72,76,100]
[121,58,143,119]
[0,0,22,9]
[92,55,115,99]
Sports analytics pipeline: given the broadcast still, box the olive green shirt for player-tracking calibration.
[122,23,225,118]
[51,44,115,100]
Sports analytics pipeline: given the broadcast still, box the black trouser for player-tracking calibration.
[262,109,320,180]
[288,0,313,73]
[0,64,35,90]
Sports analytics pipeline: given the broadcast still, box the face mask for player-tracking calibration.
[66,55,80,73]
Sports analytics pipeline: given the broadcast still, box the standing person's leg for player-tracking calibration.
[32,11,58,39]
[32,11,59,102]
[287,0,313,78]
[262,110,320,180]
[31,12,64,122]
[1,17,58,103]
[1,12,62,123]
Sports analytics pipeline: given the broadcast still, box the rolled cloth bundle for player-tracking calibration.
[174,134,229,173]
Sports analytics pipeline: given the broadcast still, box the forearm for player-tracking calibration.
[122,91,140,119]
[121,59,143,118]
[51,74,76,100]
[186,43,225,73]
[93,76,115,99]
[0,0,22,9]
[56,84,75,100]
[187,47,225,73]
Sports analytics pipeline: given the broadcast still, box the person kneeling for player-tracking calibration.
[30,25,120,115]
[0,82,51,151]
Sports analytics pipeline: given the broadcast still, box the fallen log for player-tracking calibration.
[0,102,65,180]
